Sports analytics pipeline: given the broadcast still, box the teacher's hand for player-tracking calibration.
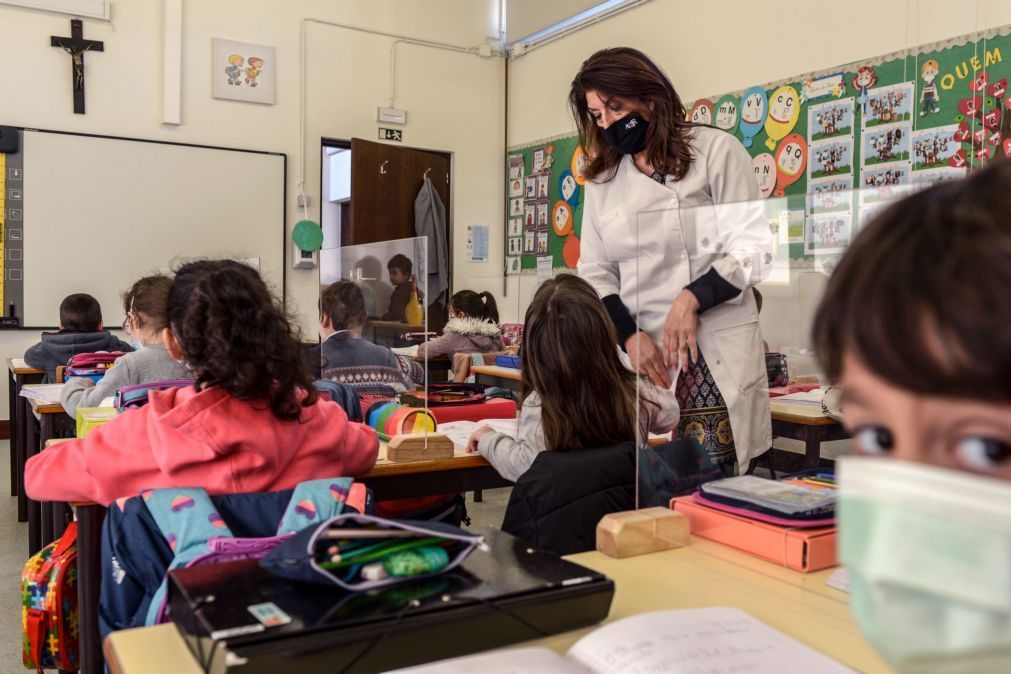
[662,290,701,371]
[624,332,671,389]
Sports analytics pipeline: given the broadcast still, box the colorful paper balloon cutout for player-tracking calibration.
[714,94,740,134]
[571,146,588,185]
[292,219,323,252]
[689,99,714,125]
[552,201,574,237]
[751,153,777,199]
[739,86,768,149]
[764,85,801,151]
[558,170,579,206]
[563,233,581,268]
[773,133,807,197]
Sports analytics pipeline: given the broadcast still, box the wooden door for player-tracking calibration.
[349,138,450,245]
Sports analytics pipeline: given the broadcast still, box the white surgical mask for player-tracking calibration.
[838,456,1011,673]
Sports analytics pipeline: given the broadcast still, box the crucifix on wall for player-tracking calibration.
[50,19,104,114]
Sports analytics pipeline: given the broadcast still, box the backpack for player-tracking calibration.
[142,477,361,625]
[21,522,79,672]
[114,379,194,411]
[64,351,127,383]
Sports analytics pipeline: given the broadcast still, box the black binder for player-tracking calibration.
[168,529,615,673]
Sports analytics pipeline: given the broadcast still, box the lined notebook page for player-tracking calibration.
[567,607,854,674]
[20,384,66,404]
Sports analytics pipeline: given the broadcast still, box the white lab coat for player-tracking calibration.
[578,126,774,472]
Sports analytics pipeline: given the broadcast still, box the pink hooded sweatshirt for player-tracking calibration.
[25,386,379,506]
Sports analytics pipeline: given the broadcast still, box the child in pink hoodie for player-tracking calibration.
[26,260,379,506]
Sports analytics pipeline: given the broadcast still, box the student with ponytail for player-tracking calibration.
[26,259,379,506]
[416,289,504,359]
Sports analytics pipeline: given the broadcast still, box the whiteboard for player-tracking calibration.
[21,130,285,327]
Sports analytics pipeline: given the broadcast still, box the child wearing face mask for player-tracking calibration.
[60,275,192,418]
[812,159,1011,673]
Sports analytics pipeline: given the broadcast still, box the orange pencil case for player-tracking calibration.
[670,495,837,573]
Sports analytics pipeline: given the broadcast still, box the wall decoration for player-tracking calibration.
[508,26,1011,274]
[689,99,715,125]
[212,39,275,104]
[805,211,853,254]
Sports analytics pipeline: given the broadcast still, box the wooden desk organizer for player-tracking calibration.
[596,507,690,559]
[386,432,455,462]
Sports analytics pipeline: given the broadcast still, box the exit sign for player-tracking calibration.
[378,127,403,142]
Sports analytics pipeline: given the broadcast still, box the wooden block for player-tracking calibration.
[596,507,690,559]
[386,432,455,462]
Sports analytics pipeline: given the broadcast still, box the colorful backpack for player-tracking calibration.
[64,351,127,383]
[142,477,361,625]
[21,522,79,672]
[114,379,194,411]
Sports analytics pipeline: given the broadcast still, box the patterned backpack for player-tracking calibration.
[141,477,362,625]
[21,522,79,672]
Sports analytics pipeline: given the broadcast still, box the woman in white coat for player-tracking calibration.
[572,48,774,474]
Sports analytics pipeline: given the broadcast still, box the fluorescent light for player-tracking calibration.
[508,0,648,56]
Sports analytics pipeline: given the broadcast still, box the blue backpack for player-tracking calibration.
[141,477,357,625]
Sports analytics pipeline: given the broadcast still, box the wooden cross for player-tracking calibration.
[50,19,104,114]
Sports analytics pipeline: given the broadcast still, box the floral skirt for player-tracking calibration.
[675,352,736,472]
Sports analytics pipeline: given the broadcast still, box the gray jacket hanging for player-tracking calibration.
[414,176,449,306]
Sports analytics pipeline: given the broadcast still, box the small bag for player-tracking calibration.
[21,522,79,672]
[698,475,836,520]
[64,350,127,382]
[260,514,482,591]
[114,378,194,410]
[399,382,485,407]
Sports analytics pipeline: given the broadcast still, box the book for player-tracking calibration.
[19,383,66,405]
[389,607,853,673]
[436,418,519,450]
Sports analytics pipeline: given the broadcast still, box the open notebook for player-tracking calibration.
[436,419,519,450]
[390,607,853,673]
[19,384,66,405]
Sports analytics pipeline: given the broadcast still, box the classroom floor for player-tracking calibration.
[1,440,27,670]
[0,448,511,673]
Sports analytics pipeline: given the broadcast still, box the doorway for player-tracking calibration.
[319,137,452,333]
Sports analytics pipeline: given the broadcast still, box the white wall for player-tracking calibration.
[0,0,504,418]
[496,0,1011,336]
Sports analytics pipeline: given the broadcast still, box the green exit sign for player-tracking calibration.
[378,127,403,142]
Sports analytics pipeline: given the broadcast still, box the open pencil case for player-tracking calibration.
[259,514,483,591]
[697,475,836,521]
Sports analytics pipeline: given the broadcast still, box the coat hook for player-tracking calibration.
[423,168,432,180]
[380,160,389,175]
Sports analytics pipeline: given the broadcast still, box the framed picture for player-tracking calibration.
[212,38,275,104]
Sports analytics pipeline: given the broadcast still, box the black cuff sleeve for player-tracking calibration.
[602,294,638,347]
[685,267,743,314]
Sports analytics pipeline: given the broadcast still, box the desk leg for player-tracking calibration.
[803,426,822,469]
[39,414,55,548]
[26,416,41,556]
[8,370,16,496]
[16,393,28,522]
[78,504,107,674]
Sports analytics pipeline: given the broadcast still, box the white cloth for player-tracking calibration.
[577,126,774,472]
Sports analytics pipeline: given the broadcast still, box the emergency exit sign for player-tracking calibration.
[378,127,403,142]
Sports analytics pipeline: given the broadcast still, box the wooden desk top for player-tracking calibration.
[770,401,840,427]
[7,357,44,376]
[369,320,426,331]
[103,536,892,674]
[363,441,491,478]
[471,365,521,381]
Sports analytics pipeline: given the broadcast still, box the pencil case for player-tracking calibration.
[698,475,836,519]
[259,514,483,591]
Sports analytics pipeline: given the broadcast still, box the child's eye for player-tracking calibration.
[854,426,894,454]
[954,437,1011,471]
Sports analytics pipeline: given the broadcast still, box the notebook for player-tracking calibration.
[389,607,854,673]
[19,384,66,405]
[436,418,519,449]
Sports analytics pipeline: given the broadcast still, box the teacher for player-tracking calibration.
[572,47,773,474]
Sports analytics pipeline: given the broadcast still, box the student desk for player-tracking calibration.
[368,320,426,348]
[101,536,893,674]
[360,441,511,500]
[471,364,521,392]
[25,396,74,554]
[769,400,849,470]
[7,358,44,519]
[411,353,452,382]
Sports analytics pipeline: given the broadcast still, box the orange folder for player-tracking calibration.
[670,496,837,573]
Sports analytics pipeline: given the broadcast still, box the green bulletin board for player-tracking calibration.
[504,26,1011,275]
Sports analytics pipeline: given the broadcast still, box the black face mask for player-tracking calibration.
[601,112,649,155]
